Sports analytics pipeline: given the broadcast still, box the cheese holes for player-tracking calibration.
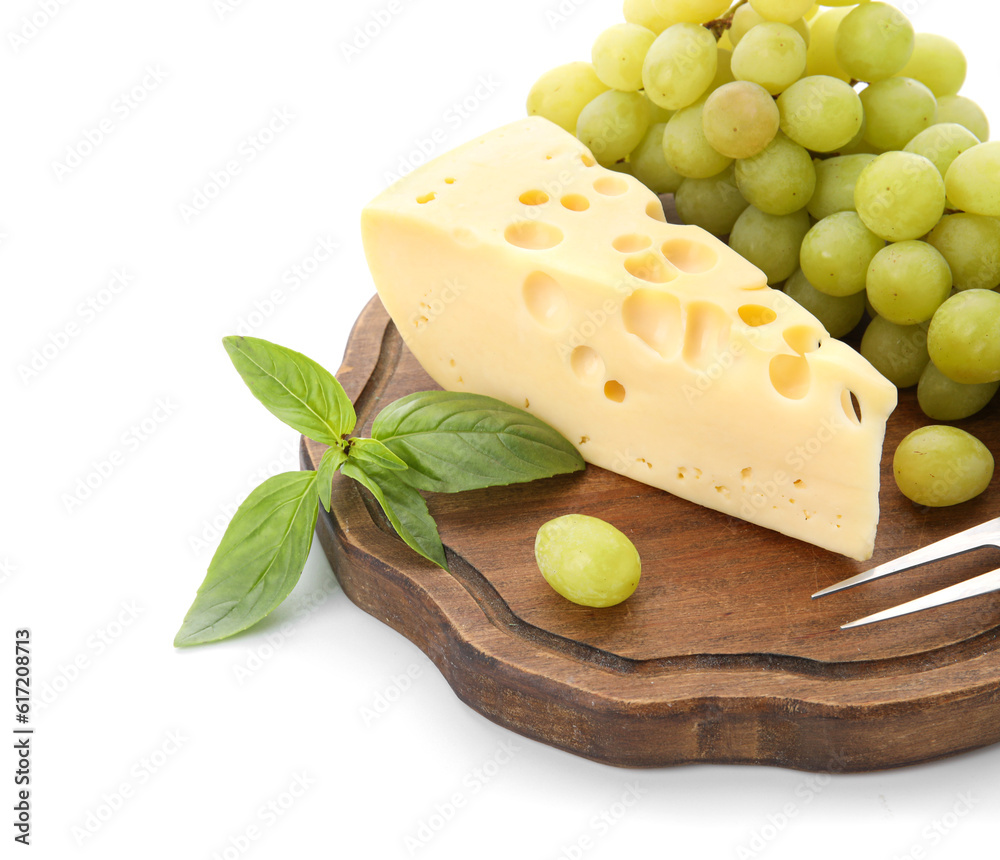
[604,380,626,402]
[613,234,651,253]
[561,194,590,211]
[783,325,824,355]
[769,354,811,400]
[416,192,436,204]
[738,304,777,327]
[570,345,605,382]
[523,272,569,329]
[505,221,564,250]
[593,175,629,196]
[841,389,863,425]
[624,252,675,284]
[444,177,456,184]
[580,153,597,167]
[646,199,667,222]
[519,190,550,205]
[682,302,731,367]
[622,289,682,359]
[661,239,717,274]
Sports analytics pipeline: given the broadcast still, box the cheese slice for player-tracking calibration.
[361,117,897,560]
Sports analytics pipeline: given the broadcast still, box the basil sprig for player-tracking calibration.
[371,391,586,493]
[174,335,584,647]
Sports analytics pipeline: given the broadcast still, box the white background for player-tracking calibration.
[3,0,999,857]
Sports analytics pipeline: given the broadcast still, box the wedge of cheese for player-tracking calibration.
[361,117,897,560]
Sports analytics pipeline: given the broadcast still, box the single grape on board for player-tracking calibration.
[534,515,641,608]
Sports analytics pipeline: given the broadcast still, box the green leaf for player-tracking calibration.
[174,471,319,647]
[370,391,585,493]
[316,446,347,513]
[223,336,356,445]
[347,437,407,471]
[341,461,448,570]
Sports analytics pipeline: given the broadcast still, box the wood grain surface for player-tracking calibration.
[303,295,1000,772]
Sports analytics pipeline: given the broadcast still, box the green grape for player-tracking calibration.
[805,7,853,81]
[642,23,718,110]
[731,22,807,95]
[934,95,990,142]
[945,143,1000,218]
[918,362,999,422]
[799,211,884,297]
[837,116,881,156]
[791,19,811,47]
[706,47,736,94]
[859,78,936,152]
[592,23,658,92]
[899,33,967,98]
[926,289,1000,384]
[893,426,994,507]
[835,2,914,83]
[623,0,674,34]
[674,165,749,235]
[526,62,610,134]
[925,214,1000,292]
[728,4,764,46]
[729,205,811,284]
[628,123,684,193]
[702,81,780,159]
[576,90,651,166]
[860,315,930,387]
[750,0,814,24]
[808,153,876,220]
[662,101,733,178]
[660,0,731,23]
[735,131,816,215]
[534,514,641,607]
[783,268,866,337]
[777,75,863,152]
[818,0,872,5]
[903,123,980,181]
[731,5,810,46]
[865,241,952,325]
[854,151,945,242]
[642,94,674,125]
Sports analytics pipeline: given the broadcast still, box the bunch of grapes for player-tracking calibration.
[528,0,999,504]
[527,1,998,404]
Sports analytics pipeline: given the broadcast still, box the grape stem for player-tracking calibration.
[704,0,747,40]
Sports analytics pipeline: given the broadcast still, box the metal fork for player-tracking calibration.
[812,517,1000,629]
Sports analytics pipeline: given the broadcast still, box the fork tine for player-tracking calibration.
[841,568,1000,629]
[812,516,1000,599]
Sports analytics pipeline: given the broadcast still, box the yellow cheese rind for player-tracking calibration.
[362,117,898,560]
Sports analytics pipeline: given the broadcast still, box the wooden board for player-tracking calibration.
[303,296,1000,772]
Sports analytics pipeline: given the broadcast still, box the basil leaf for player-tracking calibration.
[347,437,407,471]
[370,391,585,493]
[316,446,347,513]
[223,336,356,445]
[174,471,319,647]
[341,461,448,570]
